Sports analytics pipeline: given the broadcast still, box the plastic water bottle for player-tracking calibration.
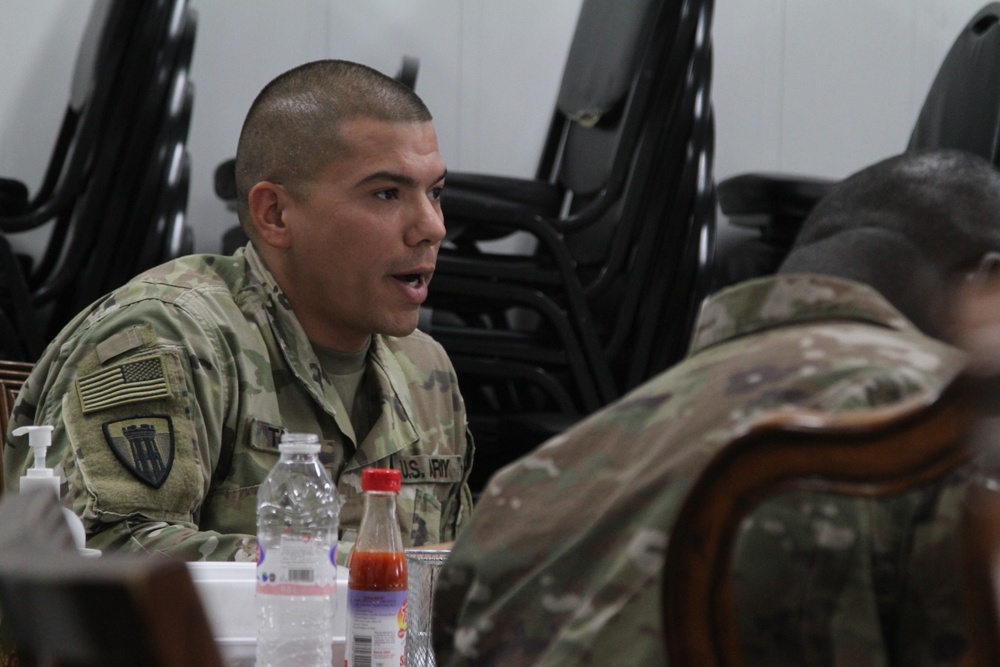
[346,468,408,667]
[256,432,339,667]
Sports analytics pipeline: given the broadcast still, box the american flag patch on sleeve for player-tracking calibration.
[77,355,171,414]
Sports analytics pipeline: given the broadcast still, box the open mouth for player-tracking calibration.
[394,273,424,287]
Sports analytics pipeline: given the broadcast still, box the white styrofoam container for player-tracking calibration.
[187,561,348,666]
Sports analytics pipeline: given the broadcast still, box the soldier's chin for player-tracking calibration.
[380,313,422,338]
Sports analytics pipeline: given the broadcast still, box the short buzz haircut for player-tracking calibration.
[779,149,1000,335]
[787,148,1000,274]
[234,59,433,236]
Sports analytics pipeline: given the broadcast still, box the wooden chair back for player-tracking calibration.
[0,552,224,667]
[662,382,978,665]
[0,492,222,667]
[0,360,33,495]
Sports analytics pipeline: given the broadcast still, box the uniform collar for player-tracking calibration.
[345,336,420,470]
[689,274,917,355]
[244,243,324,394]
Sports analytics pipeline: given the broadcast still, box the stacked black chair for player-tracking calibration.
[713,2,1000,292]
[82,0,197,303]
[0,0,197,360]
[422,0,716,489]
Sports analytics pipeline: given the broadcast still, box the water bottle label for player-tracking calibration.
[256,535,337,596]
[346,589,407,667]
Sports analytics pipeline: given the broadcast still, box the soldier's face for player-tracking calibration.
[280,118,447,352]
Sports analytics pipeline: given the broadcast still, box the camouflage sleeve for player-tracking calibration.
[86,518,256,561]
[15,297,255,562]
[453,425,475,534]
[439,346,476,540]
[432,321,967,665]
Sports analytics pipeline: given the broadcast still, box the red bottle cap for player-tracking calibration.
[361,468,401,492]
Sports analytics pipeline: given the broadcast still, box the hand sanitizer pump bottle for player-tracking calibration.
[13,425,93,555]
[15,425,58,497]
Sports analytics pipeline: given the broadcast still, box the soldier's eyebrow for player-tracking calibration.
[355,169,448,188]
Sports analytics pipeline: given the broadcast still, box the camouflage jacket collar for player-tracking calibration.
[689,274,915,355]
[347,336,420,468]
[243,244,322,395]
[242,244,419,459]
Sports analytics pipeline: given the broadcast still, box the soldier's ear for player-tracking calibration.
[967,251,1000,285]
[247,181,292,250]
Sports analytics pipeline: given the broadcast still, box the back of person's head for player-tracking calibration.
[779,149,1000,336]
[234,59,432,236]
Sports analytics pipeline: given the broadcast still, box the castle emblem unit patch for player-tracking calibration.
[102,415,175,488]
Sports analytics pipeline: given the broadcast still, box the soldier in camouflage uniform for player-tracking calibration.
[432,149,1000,666]
[3,60,473,563]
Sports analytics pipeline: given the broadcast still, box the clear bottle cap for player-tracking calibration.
[362,468,401,492]
[278,431,320,455]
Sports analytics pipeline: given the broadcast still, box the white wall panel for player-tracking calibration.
[1,1,996,253]
[0,0,92,192]
[186,0,576,251]
[186,0,331,249]
[712,0,784,176]
[714,0,995,182]
[455,1,580,176]
[780,1,915,176]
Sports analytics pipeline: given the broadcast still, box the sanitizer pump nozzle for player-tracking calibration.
[14,425,58,498]
[13,425,89,553]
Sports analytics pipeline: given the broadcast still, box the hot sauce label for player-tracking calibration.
[346,589,408,667]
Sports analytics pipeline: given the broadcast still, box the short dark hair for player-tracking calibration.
[780,149,1000,335]
[788,149,1000,270]
[234,59,432,234]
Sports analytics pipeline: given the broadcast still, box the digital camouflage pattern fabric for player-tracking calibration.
[4,244,474,563]
[433,274,970,666]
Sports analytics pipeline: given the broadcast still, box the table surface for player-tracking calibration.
[187,562,348,666]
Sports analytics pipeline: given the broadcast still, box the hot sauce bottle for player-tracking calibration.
[345,468,408,667]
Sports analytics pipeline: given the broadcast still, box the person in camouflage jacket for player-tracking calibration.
[432,149,1000,666]
[3,60,473,563]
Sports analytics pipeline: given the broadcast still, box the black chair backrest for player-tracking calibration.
[548,0,663,195]
[92,5,197,301]
[907,3,1000,163]
[537,0,694,274]
[0,0,142,360]
[2,0,198,344]
[429,0,716,418]
[551,0,715,392]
